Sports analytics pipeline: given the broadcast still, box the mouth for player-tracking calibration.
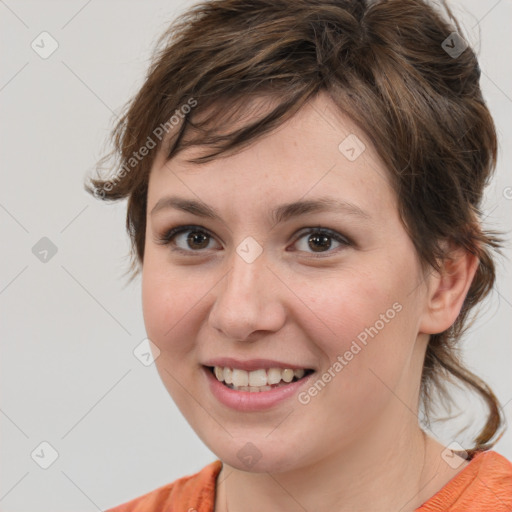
[205,365,315,392]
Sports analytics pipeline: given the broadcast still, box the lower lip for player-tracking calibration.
[203,366,314,412]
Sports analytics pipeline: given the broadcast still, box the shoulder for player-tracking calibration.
[104,460,222,512]
[417,450,512,511]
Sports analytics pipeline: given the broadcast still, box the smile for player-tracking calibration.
[208,366,314,392]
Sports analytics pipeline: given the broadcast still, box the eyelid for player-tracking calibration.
[155,224,215,245]
[292,226,351,246]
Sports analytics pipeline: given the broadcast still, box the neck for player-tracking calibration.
[215,413,463,512]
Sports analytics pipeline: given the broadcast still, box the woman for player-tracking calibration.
[87,0,512,510]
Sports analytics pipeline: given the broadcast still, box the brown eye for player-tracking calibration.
[306,233,333,252]
[157,225,220,254]
[184,230,210,250]
[292,228,350,256]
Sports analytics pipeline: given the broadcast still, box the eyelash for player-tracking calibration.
[156,224,352,258]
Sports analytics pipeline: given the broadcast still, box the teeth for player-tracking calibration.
[248,369,267,387]
[267,368,282,385]
[232,369,249,387]
[211,366,309,390]
[223,367,233,384]
[282,369,294,383]
[214,367,224,381]
[294,368,305,379]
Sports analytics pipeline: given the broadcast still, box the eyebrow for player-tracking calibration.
[150,195,370,224]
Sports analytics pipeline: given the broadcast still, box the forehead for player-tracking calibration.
[148,92,396,219]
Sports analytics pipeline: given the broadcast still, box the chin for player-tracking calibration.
[205,434,307,474]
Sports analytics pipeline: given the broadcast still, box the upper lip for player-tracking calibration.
[203,357,313,372]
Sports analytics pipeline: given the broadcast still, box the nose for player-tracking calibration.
[208,247,286,342]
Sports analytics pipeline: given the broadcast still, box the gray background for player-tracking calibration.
[1,1,510,510]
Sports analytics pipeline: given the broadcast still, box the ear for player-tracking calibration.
[419,245,479,335]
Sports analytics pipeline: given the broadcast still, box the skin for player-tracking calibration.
[142,91,478,512]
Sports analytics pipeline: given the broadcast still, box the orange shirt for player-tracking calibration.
[105,450,512,511]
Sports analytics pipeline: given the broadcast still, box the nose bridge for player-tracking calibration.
[225,235,268,300]
[209,239,284,340]
[227,253,261,303]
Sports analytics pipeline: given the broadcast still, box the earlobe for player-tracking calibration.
[419,248,479,335]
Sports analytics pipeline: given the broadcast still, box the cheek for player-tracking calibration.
[141,258,208,414]
[141,253,201,356]
[297,267,417,419]
[302,267,405,355]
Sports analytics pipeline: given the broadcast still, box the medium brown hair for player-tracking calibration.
[85,0,505,455]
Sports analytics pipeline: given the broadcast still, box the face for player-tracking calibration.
[142,91,431,473]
